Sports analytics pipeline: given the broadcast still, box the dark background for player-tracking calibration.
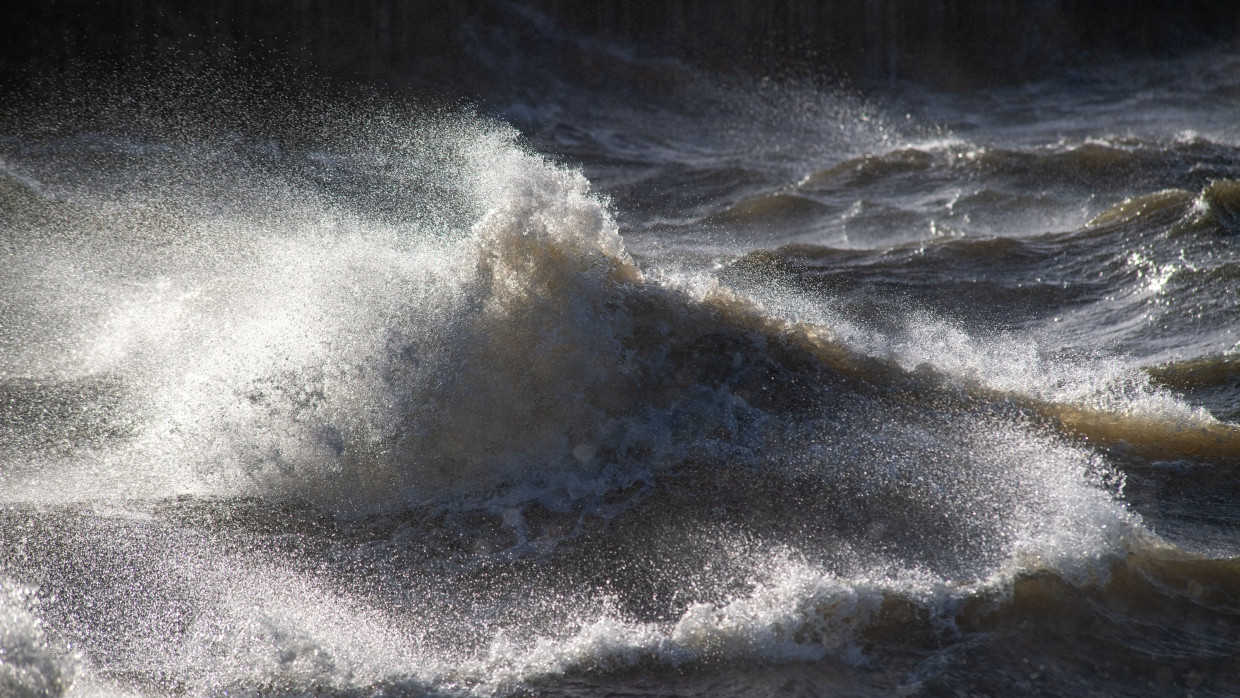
[2,0,1239,96]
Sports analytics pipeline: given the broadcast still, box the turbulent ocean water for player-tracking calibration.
[2,27,1240,697]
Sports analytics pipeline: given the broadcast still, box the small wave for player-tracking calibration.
[728,241,1239,459]
[800,141,1154,193]
[822,138,1240,195]
[799,147,938,190]
[965,141,1172,187]
[1087,179,1240,235]
[1146,355,1240,423]
[701,191,830,226]
[1195,178,1240,232]
[1040,403,1240,459]
[1148,355,1240,392]
[1088,188,1195,227]
[420,540,1239,693]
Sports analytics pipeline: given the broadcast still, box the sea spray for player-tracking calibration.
[2,50,1239,695]
[0,582,75,698]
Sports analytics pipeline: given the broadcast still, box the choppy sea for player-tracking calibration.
[2,21,1240,698]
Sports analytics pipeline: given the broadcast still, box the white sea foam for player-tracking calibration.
[0,101,1172,698]
[0,581,75,698]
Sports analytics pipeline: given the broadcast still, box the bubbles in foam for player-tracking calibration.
[1,111,640,508]
[0,581,75,698]
[156,562,423,694]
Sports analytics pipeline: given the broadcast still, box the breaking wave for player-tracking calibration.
[2,96,1237,696]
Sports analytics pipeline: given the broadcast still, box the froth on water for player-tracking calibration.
[1,55,1239,696]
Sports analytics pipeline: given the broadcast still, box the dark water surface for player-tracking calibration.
[2,27,1240,698]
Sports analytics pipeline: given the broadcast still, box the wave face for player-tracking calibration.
[2,31,1240,698]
